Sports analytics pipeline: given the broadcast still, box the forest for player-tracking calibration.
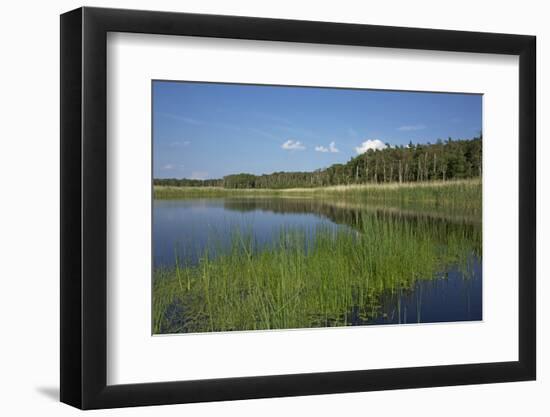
[154,136,482,189]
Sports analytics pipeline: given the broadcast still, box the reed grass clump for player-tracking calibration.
[153,212,481,334]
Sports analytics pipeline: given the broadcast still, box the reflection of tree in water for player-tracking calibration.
[222,197,481,239]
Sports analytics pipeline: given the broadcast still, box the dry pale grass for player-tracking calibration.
[155,178,481,195]
[277,179,480,193]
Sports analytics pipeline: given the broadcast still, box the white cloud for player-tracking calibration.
[355,139,387,154]
[328,141,339,153]
[162,164,175,170]
[315,141,339,153]
[281,140,306,151]
[397,124,426,131]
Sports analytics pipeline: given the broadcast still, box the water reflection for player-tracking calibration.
[154,197,480,267]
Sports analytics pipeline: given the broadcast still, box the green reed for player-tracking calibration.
[153,212,481,334]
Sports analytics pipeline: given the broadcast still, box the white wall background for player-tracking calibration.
[0,0,546,415]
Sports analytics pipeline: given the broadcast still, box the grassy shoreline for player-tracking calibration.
[154,179,481,216]
[155,178,480,197]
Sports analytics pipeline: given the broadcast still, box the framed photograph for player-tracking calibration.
[60,7,536,409]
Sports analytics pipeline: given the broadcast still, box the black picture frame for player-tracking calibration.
[60,6,536,410]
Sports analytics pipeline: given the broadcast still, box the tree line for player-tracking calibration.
[154,136,482,189]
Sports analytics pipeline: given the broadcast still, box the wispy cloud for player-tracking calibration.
[162,164,185,170]
[216,122,243,131]
[248,127,280,142]
[281,140,306,151]
[181,117,202,125]
[355,139,387,154]
[169,140,191,147]
[251,111,293,126]
[348,127,358,138]
[315,141,339,153]
[159,112,203,125]
[190,171,208,180]
[397,124,426,131]
[274,124,316,139]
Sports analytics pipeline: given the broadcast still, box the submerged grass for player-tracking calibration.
[153,212,481,334]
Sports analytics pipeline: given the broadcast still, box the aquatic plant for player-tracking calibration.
[153,211,481,334]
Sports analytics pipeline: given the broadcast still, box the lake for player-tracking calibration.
[153,197,482,331]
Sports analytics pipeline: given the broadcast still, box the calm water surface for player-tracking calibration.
[154,199,349,267]
[154,197,482,325]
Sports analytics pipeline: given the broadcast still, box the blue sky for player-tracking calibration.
[153,81,482,179]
